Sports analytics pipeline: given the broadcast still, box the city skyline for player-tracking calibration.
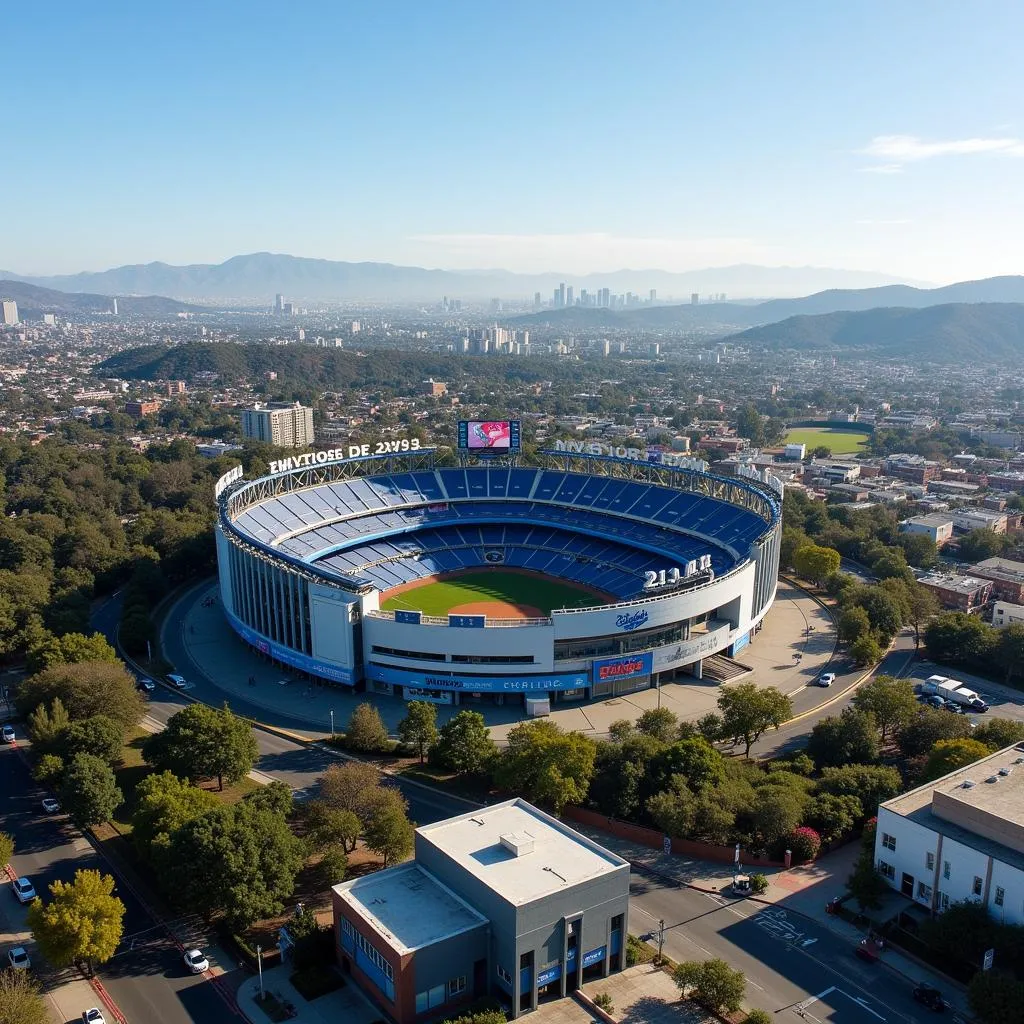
[4,1,1024,282]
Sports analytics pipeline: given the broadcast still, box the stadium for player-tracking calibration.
[214,423,783,713]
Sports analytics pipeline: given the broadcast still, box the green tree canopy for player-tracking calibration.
[493,720,597,813]
[27,697,71,749]
[716,683,792,757]
[429,709,497,775]
[995,622,1024,684]
[305,800,361,854]
[646,777,696,838]
[59,753,123,826]
[55,714,124,765]
[131,770,220,862]
[818,764,902,817]
[672,958,746,1014]
[344,702,390,752]
[924,612,998,667]
[837,606,871,644]
[968,971,1024,1024]
[363,792,415,866]
[143,703,258,790]
[318,761,386,824]
[897,707,974,758]
[850,633,884,667]
[851,675,918,741]
[974,718,1024,751]
[635,707,679,743]
[397,700,438,763]
[0,831,13,866]
[25,630,118,675]
[0,968,49,1024]
[805,793,862,844]
[15,660,143,730]
[645,737,724,796]
[792,544,841,585]
[807,709,881,768]
[923,738,993,782]
[26,869,125,971]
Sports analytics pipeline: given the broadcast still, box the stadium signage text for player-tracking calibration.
[269,437,423,474]
[552,438,703,469]
[615,609,650,632]
[591,652,654,684]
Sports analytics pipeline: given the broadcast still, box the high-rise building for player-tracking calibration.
[534,291,542,308]
[566,285,574,307]
[649,289,656,303]
[275,294,285,313]
[557,282,566,309]
[691,293,699,305]
[241,402,315,449]
[112,298,118,315]
[1,300,18,325]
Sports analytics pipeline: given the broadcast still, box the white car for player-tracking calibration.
[82,1009,107,1024]
[1,724,14,743]
[167,674,188,689]
[42,797,61,814]
[816,672,836,687]
[7,946,31,970]
[183,948,209,974]
[12,877,36,903]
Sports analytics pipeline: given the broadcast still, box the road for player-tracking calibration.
[629,870,942,1024]
[0,743,231,1024]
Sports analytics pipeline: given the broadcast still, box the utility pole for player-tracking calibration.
[657,918,666,962]
[256,943,264,1001]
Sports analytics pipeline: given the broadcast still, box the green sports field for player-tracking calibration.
[784,426,871,455]
[380,569,603,616]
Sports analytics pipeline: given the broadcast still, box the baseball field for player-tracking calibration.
[784,426,871,455]
[379,568,607,619]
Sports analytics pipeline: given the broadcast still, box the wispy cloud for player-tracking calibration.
[859,133,1024,172]
[856,218,912,226]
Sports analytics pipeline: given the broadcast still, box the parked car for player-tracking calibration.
[912,983,947,1012]
[7,946,31,970]
[136,677,156,693]
[166,674,188,689]
[943,702,965,715]
[1,724,15,743]
[41,797,61,814]
[82,1009,107,1024]
[183,948,209,974]
[923,695,948,710]
[816,672,836,688]
[12,877,36,903]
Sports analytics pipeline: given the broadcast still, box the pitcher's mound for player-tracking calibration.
[449,600,543,620]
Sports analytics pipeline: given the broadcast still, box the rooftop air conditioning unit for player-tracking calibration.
[499,832,535,858]
[986,776,1000,784]
[961,780,976,788]
[999,767,1013,777]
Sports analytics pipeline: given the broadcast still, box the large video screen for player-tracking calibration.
[458,420,521,452]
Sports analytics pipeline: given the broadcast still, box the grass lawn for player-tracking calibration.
[784,426,871,455]
[380,569,602,615]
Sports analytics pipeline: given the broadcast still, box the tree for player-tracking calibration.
[974,718,1024,751]
[0,831,13,866]
[717,683,792,757]
[636,707,679,743]
[131,771,220,860]
[15,661,143,731]
[26,869,125,972]
[143,703,258,790]
[672,958,746,1014]
[363,794,414,866]
[319,761,386,823]
[494,720,597,813]
[696,712,722,742]
[735,404,765,446]
[25,630,118,675]
[244,779,295,817]
[847,842,887,912]
[163,802,305,928]
[397,700,438,763]
[345,702,390,753]
[315,847,349,890]
[959,528,1007,563]
[805,793,862,844]
[27,697,70,748]
[787,826,821,862]
[923,738,992,781]
[897,708,973,758]
[646,737,724,795]
[850,633,884,667]
[925,612,998,667]
[0,969,49,1024]
[430,709,497,774]
[646,777,696,838]
[851,675,918,742]
[818,764,902,816]
[55,715,124,765]
[59,753,122,826]
[32,753,64,786]
[807,709,879,768]
[745,1011,774,1024]
[848,587,904,643]
[750,788,804,846]
[969,971,1024,1024]
[305,801,361,854]
[792,544,841,585]
[995,622,1024,683]
[837,606,871,644]
[905,585,941,649]
[898,531,938,569]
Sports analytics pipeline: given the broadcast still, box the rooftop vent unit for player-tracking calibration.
[1014,757,1024,765]
[961,780,976,789]
[986,776,1000,784]
[999,767,1013,777]
[500,832,535,858]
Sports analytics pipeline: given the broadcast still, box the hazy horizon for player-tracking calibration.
[4,1,1023,283]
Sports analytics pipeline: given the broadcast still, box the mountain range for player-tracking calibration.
[721,302,1024,362]
[0,280,199,317]
[0,253,918,304]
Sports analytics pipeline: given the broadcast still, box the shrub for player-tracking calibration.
[746,1012,773,1024]
[593,992,614,1013]
[749,873,768,895]
[787,826,821,863]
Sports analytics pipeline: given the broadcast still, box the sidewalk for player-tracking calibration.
[236,964,379,1024]
[568,823,973,1018]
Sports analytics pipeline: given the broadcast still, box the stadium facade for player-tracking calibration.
[214,443,782,711]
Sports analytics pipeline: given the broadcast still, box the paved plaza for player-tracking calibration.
[165,578,836,744]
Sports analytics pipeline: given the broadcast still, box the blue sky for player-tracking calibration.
[5,0,1024,281]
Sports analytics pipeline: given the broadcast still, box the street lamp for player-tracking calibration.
[329,709,334,738]
[256,943,264,1001]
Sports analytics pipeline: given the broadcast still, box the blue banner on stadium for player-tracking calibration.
[448,614,486,628]
[225,610,355,684]
[395,610,422,624]
[366,663,587,693]
[591,652,654,685]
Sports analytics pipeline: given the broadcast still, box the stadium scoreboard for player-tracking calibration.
[457,419,521,453]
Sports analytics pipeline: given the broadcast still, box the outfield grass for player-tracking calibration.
[380,569,602,615]
[784,426,871,455]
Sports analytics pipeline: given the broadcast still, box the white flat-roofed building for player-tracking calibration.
[875,744,1024,925]
[900,514,954,547]
[992,601,1024,629]
[333,799,629,1022]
